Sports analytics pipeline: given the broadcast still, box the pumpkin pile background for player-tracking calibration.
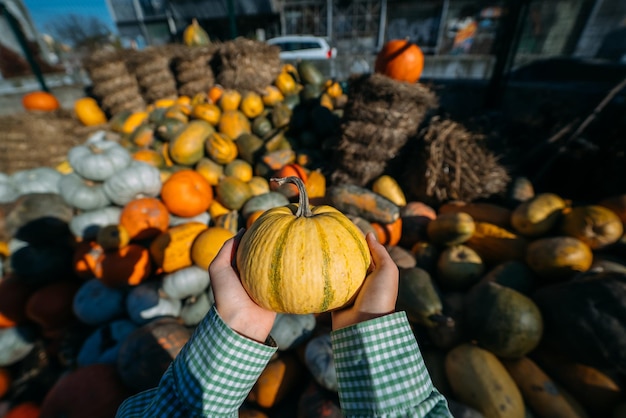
[0,39,625,418]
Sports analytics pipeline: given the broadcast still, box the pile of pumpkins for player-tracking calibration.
[0,57,625,418]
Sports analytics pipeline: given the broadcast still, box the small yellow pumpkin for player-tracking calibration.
[74,97,107,126]
[274,72,298,95]
[261,86,284,107]
[191,103,221,126]
[240,92,264,119]
[190,227,235,270]
[205,132,238,165]
[169,120,215,166]
[121,111,148,134]
[219,89,242,112]
[372,175,406,206]
[195,157,224,186]
[236,177,371,314]
[218,110,251,140]
[224,159,253,182]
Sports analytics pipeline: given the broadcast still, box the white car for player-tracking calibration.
[267,36,337,60]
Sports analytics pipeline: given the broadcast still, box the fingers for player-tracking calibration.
[210,229,245,274]
[366,232,393,270]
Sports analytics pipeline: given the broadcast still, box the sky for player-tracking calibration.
[22,0,117,34]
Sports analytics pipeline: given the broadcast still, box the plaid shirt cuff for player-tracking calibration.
[331,311,450,417]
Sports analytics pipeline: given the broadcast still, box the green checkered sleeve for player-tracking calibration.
[116,305,277,417]
[331,312,452,417]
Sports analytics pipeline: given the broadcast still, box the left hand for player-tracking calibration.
[209,230,276,343]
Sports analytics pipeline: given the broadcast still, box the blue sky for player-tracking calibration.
[23,0,117,33]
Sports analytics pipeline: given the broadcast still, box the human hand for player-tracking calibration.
[209,230,276,343]
[332,232,399,330]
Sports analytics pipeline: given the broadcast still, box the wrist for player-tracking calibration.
[218,308,276,343]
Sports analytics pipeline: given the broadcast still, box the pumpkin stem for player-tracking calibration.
[271,176,312,218]
[88,144,104,154]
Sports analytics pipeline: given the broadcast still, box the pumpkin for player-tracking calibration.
[525,236,593,280]
[532,271,626,375]
[182,18,210,46]
[218,110,251,140]
[156,117,186,141]
[72,278,126,326]
[304,169,326,201]
[479,260,536,295]
[161,170,213,217]
[0,173,18,203]
[599,193,626,224]
[162,265,210,300]
[400,201,437,248]
[216,176,252,210]
[169,120,215,166]
[74,97,107,126]
[274,71,298,95]
[195,157,224,186]
[270,102,292,128]
[10,167,62,195]
[262,85,285,106]
[191,102,221,125]
[427,212,475,246]
[190,227,235,270]
[69,206,121,240]
[205,132,239,164]
[236,177,370,314]
[119,197,170,241]
[272,163,308,198]
[0,326,35,366]
[257,149,296,176]
[5,403,41,418]
[466,222,529,265]
[560,205,623,250]
[125,281,182,325]
[180,292,212,326]
[94,244,152,288]
[214,210,240,234]
[271,313,316,352]
[22,91,60,111]
[240,91,264,119]
[224,159,253,182]
[241,192,290,219]
[149,222,208,273]
[77,319,137,367]
[236,133,265,164]
[445,343,525,418]
[387,245,416,269]
[247,355,303,409]
[40,363,132,418]
[327,184,400,224]
[117,317,191,391]
[103,161,162,206]
[372,175,406,206]
[371,218,402,246]
[132,149,164,168]
[501,356,589,418]
[511,193,567,237]
[436,244,484,291]
[121,111,149,134]
[439,200,511,229]
[246,210,264,228]
[58,173,111,211]
[304,333,337,391]
[466,282,543,359]
[248,176,270,196]
[67,136,132,181]
[396,267,451,328]
[208,85,224,104]
[219,89,243,111]
[96,224,130,250]
[374,39,424,83]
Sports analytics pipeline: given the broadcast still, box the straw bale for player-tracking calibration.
[213,38,281,92]
[109,96,146,116]
[178,78,212,97]
[339,120,413,148]
[91,75,139,98]
[137,71,177,88]
[175,67,212,84]
[404,116,510,205]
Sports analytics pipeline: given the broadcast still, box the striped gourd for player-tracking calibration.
[236,176,370,314]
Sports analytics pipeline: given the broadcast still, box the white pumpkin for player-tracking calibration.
[77,319,137,367]
[126,281,182,325]
[68,135,132,181]
[304,333,337,391]
[69,206,122,240]
[162,265,210,300]
[168,211,211,227]
[10,167,61,195]
[270,313,316,351]
[0,326,35,366]
[0,173,18,203]
[180,292,212,327]
[103,161,161,206]
[59,173,111,211]
[73,278,127,326]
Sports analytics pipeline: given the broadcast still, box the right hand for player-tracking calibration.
[331,232,399,330]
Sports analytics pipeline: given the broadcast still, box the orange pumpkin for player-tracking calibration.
[371,218,402,246]
[73,240,104,279]
[246,210,265,228]
[247,355,302,409]
[208,84,224,104]
[22,91,60,111]
[120,197,170,241]
[374,39,424,83]
[95,244,153,287]
[161,170,214,217]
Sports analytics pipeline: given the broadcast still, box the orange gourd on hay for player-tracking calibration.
[161,170,213,217]
[120,197,170,241]
[22,91,60,111]
[374,39,424,83]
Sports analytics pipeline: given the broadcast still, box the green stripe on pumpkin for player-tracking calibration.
[268,220,296,312]
[331,214,371,267]
[314,220,333,312]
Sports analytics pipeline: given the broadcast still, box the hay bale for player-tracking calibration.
[404,116,510,206]
[213,38,281,92]
[169,45,216,97]
[329,74,437,187]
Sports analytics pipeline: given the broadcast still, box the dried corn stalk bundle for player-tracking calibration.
[213,37,281,93]
[330,73,437,186]
[83,48,145,115]
[169,45,216,97]
[0,110,99,173]
[405,116,510,206]
[123,48,178,103]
